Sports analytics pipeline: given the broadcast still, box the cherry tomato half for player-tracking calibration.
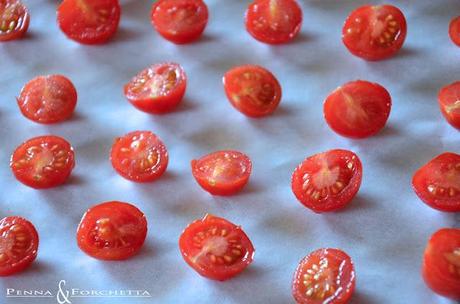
[57,0,121,45]
[422,228,460,300]
[77,201,147,260]
[151,0,209,44]
[292,248,356,304]
[0,216,38,276]
[438,81,460,130]
[124,63,187,114]
[0,0,29,42]
[342,5,407,61]
[449,16,460,47]
[324,80,391,139]
[191,150,252,196]
[412,152,460,212]
[245,0,302,44]
[179,214,255,281]
[10,135,75,189]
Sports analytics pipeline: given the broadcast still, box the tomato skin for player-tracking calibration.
[438,81,460,130]
[0,0,29,42]
[449,16,460,47]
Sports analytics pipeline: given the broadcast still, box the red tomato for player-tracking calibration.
[223,65,282,117]
[179,214,255,281]
[449,16,460,47]
[57,0,121,45]
[412,153,460,212]
[438,81,460,129]
[10,135,75,189]
[111,131,169,183]
[0,0,29,42]
[77,201,147,260]
[191,150,252,196]
[291,149,362,213]
[422,228,460,300]
[124,63,187,114]
[151,0,209,44]
[342,5,407,61]
[0,216,38,276]
[324,80,391,139]
[245,0,302,44]
[17,75,77,124]
[292,248,356,304]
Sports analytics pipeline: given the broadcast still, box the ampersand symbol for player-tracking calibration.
[56,280,71,304]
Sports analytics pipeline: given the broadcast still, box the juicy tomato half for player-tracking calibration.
[342,5,407,61]
[191,150,252,196]
[151,0,209,44]
[422,228,460,300]
[57,0,121,45]
[10,135,75,189]
[0,0,29,41]
[438,81,460,130]
[245,0,302,44]
[0,216,38,276]
[223,65,282,117]
[291,149,362,213]
[111,131,169,183]
[17,75,77,124]
[77,201,147,260]
[124,63,187,114]
[449,16,460,47]
[324,80,391,139]
[292,248,356,304]
[179,214,255,281]
[412,152,460,212]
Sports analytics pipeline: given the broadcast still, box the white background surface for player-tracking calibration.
[0,0,459,303]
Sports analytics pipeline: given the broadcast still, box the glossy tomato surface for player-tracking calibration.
[179,214,254,281]
[449,16,460,47]
[0,0,29,41]
[342,5,407,61]
[438,81,460,129]
[77,201,147,260]
[10,135,75,189]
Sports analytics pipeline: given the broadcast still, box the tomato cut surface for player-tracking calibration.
[179,214,254,281]
[449,16,460,47]
[0,0,29,42]
[438,81,460,130]
[111,131,168,182]
[324,80,391,139]
[10,135,75,189]
[291,149,362,213]
[223,65,282,117]
[57,0,121,45]
[245,0,302,44]
[151,0,208,44]
[77,201,147,260]
[17,75,77,124]
[292,248,356,304]
[124,63,187,114]
[342,5,407,61]
[191,150,252,196]
[412,153,460,212]
[422,228,460,300]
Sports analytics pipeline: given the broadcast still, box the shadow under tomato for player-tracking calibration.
[349,290,377,304]
[110,27,144,44]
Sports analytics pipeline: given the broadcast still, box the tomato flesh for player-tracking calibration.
[449,16,460,47]
[77,201,147,260]
[438,81,460,130]
[245,0,302,44]
[292,248,356,304]
[422,228,460,300]
[179,214,255,281]
[291,149,362,213]
[0,0,29,42]
[10,135,75,189]
[342,5,407,61]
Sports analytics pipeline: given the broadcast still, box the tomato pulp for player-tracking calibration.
[0,0,29,42]
[449,16,460,47]
[438,81,460,130]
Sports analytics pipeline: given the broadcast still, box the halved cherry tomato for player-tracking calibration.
[245,0,302,44]
[0,0,29,42]
[342,5,407,61]
[191,150,252,196]
[324,80,392,139]
[179,214,254,281]
[57,0,121,45]
[110,131,168,183]
[151,0,209,44]
[223,65,282,117]
[412,153,460,212]
[10,135,75,189]
[77,201,147,260]
[124,63,187,114]
[292,248,356,304]
[449,16,460,47]
[0,216,38,276]
[17,75,77,124]
[291,149,362,213]
[422,228,460,300]
[438,81,460,129]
